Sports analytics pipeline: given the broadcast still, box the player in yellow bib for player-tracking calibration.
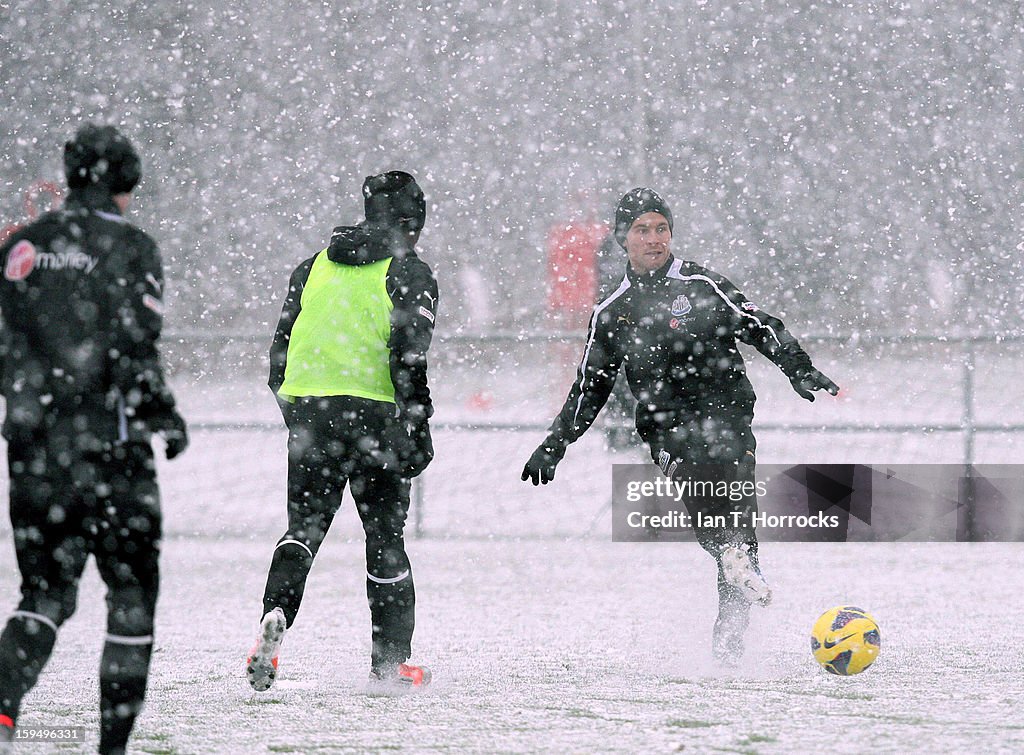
[278,253,397,403]
[247,172,438,691]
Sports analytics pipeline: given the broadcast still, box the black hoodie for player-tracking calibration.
[268,222,438,420]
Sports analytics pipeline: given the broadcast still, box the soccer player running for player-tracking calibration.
[0,124,188,753]
[522,188,838,663]
[247,171,437,691]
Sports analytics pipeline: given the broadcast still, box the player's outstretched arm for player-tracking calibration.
[702,268,840,402]
[521,308,623,485]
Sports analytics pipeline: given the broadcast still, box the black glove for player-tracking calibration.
[521,438,567,486]
[150,410,189,460]
[790,367,840,402]
[387,417,433,478]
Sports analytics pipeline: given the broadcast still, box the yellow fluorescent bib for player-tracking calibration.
[278,251,395,403]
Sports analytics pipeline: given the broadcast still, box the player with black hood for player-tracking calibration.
[247,171,437,691]
[0,124,187,753]
[522,188,838,663]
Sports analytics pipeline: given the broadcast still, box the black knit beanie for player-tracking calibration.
[64,123,141,194]
[614,187,673,248]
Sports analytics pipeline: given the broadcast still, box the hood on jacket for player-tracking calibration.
[327,222,415,266]
[64,185,122,214]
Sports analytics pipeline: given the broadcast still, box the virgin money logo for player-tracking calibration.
[4,240,36,281]
[35,250,98,274]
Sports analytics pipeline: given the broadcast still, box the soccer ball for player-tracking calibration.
[810,606,881,675]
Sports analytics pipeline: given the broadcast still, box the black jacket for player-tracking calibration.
[0,186,179,445]
[548,254,814,444]
[268,222,438,421]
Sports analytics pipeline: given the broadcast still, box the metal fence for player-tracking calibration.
[155,331,1024,539]
[176,331,1022,464]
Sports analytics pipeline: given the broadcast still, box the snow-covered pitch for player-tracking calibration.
[0,417,1022,753]
[0,536,1020,752]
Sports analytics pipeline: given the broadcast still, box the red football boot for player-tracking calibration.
[246,608,286,692]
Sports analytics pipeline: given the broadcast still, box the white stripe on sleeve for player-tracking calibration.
[572,277,631,427]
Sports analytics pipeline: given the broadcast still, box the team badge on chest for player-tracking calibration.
[670,294,691,317]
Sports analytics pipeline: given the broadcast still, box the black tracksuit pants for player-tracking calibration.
[638,400,761,644]
[261,396,415,670]
[0,438,160,755]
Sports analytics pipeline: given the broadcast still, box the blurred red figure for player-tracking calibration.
[545,195,609,416]
[0,180,63,246]
[546,219,607,330]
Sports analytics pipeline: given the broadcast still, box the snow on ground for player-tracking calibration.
[0,350,1022,753]
[0,538,1021,754]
